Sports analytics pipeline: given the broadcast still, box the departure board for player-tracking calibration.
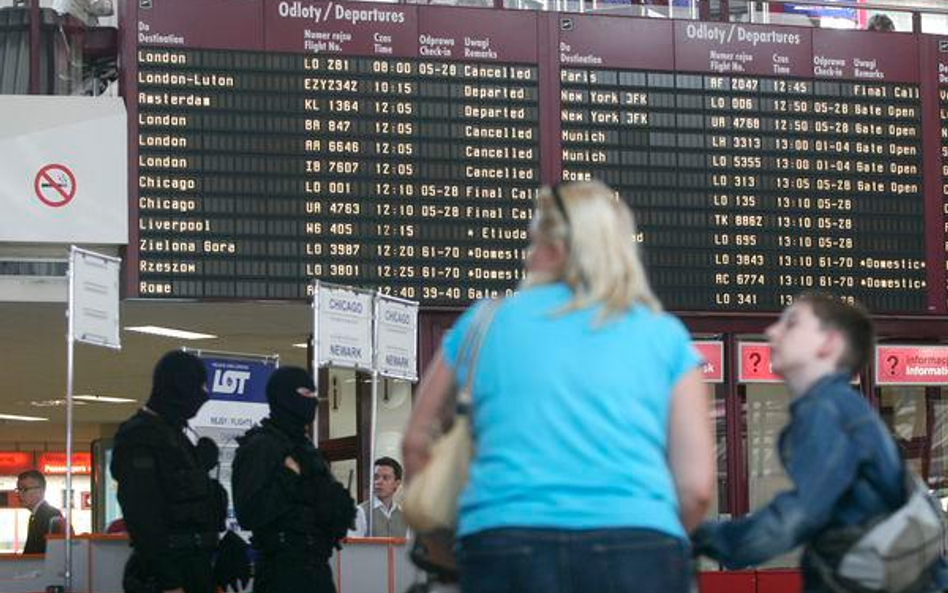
[125,1,945,312]
[559,20,926,311]
[132,4,539,302]
[939,42,948,311]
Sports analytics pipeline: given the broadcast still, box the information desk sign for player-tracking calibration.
[693,340,724,384]
[375,294,419,381]
[314,282,374,371]
[38,452,93,475]
[875,345,948,386]
[737,342,781,383]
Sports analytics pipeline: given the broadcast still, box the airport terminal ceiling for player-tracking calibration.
[0,300,311,426]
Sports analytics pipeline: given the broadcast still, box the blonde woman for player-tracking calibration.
[404,181,714,593]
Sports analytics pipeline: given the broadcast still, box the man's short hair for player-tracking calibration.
[795,292,874,374]
[17,470,46,489]
[867,14,895,31]
[374,457,403,481]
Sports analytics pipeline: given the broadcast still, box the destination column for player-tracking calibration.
[558,17,714,306]
[937,42,948,310]
[137,48,265,298]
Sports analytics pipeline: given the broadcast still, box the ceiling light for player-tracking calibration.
[74,395,137,404]
[0,413,48,422]
[30,399,86,408]
[125,325,217,340]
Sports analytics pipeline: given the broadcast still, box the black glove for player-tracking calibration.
[313,478,356,549]
[293,444,323,477]
[214,531,252,591]
[195,437,220,472]
[123,554,162,593]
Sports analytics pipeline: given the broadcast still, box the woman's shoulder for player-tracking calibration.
[506,283,571,305]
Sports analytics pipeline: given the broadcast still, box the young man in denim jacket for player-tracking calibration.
[693,292,948,592]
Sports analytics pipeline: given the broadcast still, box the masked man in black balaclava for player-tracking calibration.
[232,367,356,593]
[111,350,239,593]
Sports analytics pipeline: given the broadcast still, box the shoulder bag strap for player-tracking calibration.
[455,299,501,410]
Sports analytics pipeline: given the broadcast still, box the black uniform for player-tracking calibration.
[232,367,355,593]
[111,351,226,593]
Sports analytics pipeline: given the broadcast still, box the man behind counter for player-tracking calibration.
[351,457,408,538]
[17,470,64,554]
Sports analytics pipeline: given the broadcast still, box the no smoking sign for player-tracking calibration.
[34,164,76,208]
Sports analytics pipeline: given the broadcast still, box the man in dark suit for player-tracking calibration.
[17,470,64,554]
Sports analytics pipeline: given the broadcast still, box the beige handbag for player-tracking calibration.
[403,300,500,534]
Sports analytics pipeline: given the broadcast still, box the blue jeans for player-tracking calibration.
[458,527,692,593]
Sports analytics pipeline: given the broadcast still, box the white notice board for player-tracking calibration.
[315,283,374,370]
[70,247,121,349]
[375,295,419,381]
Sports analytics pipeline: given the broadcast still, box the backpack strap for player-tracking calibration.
[808,550,860,593]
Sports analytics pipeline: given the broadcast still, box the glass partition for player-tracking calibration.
[744,383,800,568]
[879,386,948,504]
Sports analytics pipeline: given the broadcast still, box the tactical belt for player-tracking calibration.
[253,531,330,555]
[167,532,218,550]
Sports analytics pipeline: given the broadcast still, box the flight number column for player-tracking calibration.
[704,75,770,309]
[285,55,420,295]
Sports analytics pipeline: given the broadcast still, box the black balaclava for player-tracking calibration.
[146,350,208,426]
[266,366,317,438]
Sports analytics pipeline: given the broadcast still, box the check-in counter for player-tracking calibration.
[0,535,424,593]
[335,537,422,593]
[0,534,128,593]
[0,552,45,593]
[0,540,808,593]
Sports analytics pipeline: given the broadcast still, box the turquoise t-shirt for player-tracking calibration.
[442,283,701,539]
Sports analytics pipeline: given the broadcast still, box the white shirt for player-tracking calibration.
[347,496,410,538]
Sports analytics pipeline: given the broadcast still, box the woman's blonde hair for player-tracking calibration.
[523,180,662,319]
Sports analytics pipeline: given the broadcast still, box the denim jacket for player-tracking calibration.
[707,373,907,567]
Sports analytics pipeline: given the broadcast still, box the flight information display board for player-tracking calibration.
[132,3,540,302]
[126,1,945,312]
[939,42,948,311]
[560,20,926,311]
